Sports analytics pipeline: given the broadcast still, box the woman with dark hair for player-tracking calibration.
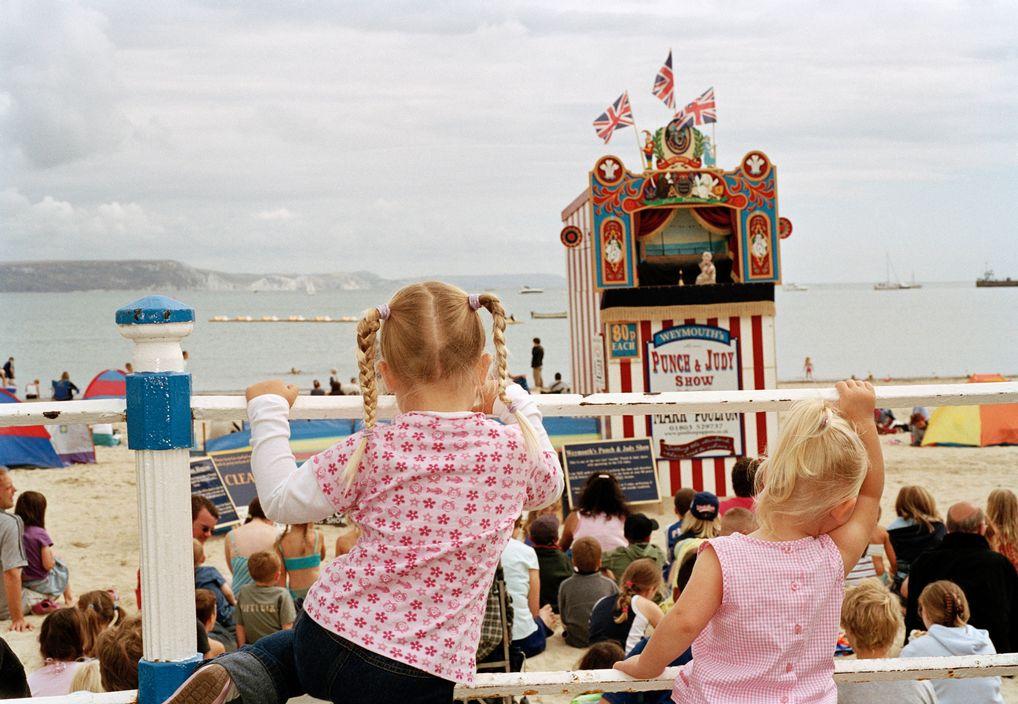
[225,497,280,593]
[14,491,74,607]
[559,473,629,551]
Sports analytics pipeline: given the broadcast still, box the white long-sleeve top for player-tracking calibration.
[246,383,563,682]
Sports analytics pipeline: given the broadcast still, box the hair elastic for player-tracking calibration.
[376,304,390,321]
[468,294,481,311]
[818,408,832,431]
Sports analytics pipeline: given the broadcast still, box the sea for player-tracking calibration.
[1,282,1016,394]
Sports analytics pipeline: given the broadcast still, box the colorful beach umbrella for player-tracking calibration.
[0,389,64,468]
[922,374,1018,447]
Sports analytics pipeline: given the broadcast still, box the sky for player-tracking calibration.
[1,1,1016,282]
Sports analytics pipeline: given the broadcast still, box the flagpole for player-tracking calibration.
[711,122,717,165]
[632,124,645,170]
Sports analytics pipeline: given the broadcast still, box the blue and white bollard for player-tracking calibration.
[116,295,201,703]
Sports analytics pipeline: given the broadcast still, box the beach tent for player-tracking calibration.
[922,374,1018,447]
[0,390,64,468]
[205,419,358,508]
[83,369,127,447]
[83,369,127,399]
[48,424,96,464]
[544,417,601,450]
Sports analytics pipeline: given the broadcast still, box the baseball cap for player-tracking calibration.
[623,512,660,542]
[690,491,720,520]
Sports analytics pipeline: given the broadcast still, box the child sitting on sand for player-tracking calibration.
[901,580,1003,704]
[837,579,936,703]
[195,589,227,659]
[193,539,236,638]
[558,537,618,648]
[571,642,626,704]
[276,522,326,607]
[616,380,884,704]
[27,608,88,696]
[168,282,564,704]
[234,551,295,646]
[14,491,73,607]
[589,558,664,653]
[76,590,125,657]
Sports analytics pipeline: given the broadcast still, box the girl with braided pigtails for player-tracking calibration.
[167,281,562,704]
[902,580,1004,704]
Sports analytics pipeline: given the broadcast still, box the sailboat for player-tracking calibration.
[874,254,911,291]
[305,279,316,295]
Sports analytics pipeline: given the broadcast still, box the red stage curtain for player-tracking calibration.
[634,208,675,239]
[692,206,735,232]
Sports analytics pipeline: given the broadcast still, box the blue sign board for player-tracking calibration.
[562,438,660,507]
[190,457,240,533]
[608,322,639,358]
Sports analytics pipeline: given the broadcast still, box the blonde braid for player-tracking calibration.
[478,293,540,458]
[614,582,635,624]
[341,307,382,489]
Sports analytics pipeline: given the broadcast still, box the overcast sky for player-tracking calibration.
[2,1,1016,282]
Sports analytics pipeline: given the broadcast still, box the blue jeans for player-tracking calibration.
[216,612,455,704]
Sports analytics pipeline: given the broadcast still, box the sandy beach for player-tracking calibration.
[2,380,1015,702]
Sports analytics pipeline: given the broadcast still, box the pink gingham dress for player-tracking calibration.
[673,533,844,704]
[302,411,562,683]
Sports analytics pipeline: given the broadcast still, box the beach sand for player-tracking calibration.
[2,387,1015,701]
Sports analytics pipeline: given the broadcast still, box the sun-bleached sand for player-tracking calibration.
[2,381,1015,701]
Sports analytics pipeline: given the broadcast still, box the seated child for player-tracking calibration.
[901,580,1003,704]
[27,608,87,696]
[665,488,695,563]
[529,514,573,612]
[235,551,296,646]
[718,457,760,515]
[838,578,936,703]
[501,517,551,659]
[69,659,103,694]
[193,539,237,651]
[14,491,73,605]
[603,514,666,584]
[719,507,757,537]
[671,491,720,564]
[588,559,663,653]
[76,590,126,657]
[95,616,143,693]
[195,589,227,659]
[558,537,619,648]
[276,522,326,606]
[570,642,625,704]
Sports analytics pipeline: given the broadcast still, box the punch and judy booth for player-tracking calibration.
[560,117,791,497]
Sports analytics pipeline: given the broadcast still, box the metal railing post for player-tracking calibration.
[116,295,199,703]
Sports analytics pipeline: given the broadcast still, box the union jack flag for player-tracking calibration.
[674,86,717,127]
[651,50,675,109]
[593,92,635,144]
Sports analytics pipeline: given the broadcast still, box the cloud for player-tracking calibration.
[1,189,164,257]
[254,208,296,221]
[0,0,130,168]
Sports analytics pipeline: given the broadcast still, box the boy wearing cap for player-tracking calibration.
[602,513,667,584]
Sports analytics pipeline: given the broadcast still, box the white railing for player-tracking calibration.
[2,381,1017,427]
[6,653,1018,703]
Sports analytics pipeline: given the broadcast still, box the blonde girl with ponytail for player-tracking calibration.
[615,381,886,704]
[902,580,1004,703]
[168,282,563,704]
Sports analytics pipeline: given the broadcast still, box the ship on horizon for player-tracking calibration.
[976,268,1018,288]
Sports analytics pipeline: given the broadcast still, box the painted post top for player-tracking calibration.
[115,295,195,325]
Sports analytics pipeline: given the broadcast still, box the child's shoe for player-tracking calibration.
[164,664,232,704]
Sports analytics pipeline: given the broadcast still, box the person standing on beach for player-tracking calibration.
[0,469,30,632]
[531,338,545,390]
[3,358,13,382]
[166,282,562,704]
[803,356,814,381]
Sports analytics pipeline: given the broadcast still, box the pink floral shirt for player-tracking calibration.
[248,391,562,684]
[674,533,844,704]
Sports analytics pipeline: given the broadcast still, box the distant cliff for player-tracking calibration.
[0,260,385,293]
[0,260,567,293]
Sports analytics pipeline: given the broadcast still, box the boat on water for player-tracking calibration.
[976,269,1018,287]
[519,285,543,294]
[874,254,921,290]
[783,283,808,292]
[531,311,567,319]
